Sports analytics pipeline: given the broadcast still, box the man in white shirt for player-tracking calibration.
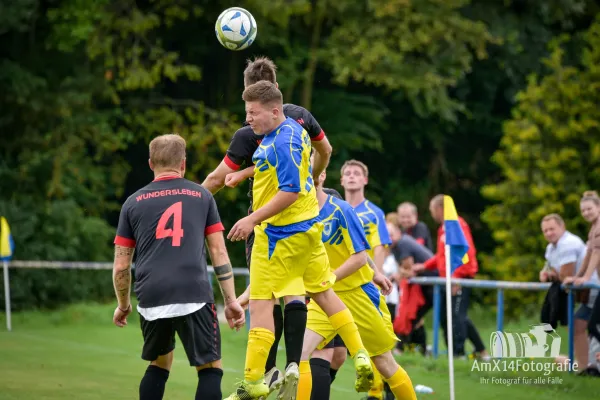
[540,213,594,367]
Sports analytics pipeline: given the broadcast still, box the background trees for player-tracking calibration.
[1,0,599,314]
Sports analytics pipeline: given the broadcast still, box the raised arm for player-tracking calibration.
[202,160,238,194]
[311,136,332,180]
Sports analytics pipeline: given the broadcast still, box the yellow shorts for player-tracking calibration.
[307,282,398,357]
[249,219,336,300]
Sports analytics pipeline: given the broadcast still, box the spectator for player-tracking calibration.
[390,225,436,355]
[383,221,402,357]
[383,221,401,324]
[397,202,433,251]
[414,194,487,359]
[539,213,589,367]
[564,191,600,376]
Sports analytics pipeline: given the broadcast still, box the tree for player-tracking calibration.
[481,16,600,317]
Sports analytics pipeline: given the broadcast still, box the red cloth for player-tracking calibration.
[423,216,478,278]
[393,279,426,336]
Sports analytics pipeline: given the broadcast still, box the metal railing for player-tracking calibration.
[409,276,600,372]
[1,260,250,332]
[3,261,600,373]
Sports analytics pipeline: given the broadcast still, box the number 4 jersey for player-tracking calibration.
[114,175,224,308]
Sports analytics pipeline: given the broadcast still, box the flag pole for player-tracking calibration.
[445,244,455,400]
[3,260,11,331]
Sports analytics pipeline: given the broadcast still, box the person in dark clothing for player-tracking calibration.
[112,134,245,400]
[397,202,434,251]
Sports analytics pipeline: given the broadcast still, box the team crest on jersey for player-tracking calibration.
[323,220,332,237]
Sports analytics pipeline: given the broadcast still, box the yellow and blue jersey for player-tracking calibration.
[319,195,373,291]
[252,117,318,226]
[354,199,391,259]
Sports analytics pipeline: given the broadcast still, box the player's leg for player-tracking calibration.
[303,224,373,392]
[176,305,224,400]
[265,299,285,392]
[282,295,308,367]
[226,225,281,400]
[139,315,176,400]
[329,338,346,384]
[310,346,334,400]
[297,299,336,400]
[371,352,416,400]
[276,295,308,399]
[248,229,285,392]
[308,287,373,392]
[340,284,416,400]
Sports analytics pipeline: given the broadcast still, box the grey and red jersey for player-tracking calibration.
[114,176,224,308]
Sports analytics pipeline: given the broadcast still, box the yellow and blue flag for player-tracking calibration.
[443,196,469,273]
[0,216,15,261]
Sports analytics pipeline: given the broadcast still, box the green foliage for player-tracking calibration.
[1,0,598,313]
[324,0,497,121]
[481,16,600,317]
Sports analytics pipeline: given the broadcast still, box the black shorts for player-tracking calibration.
[245,230,255,269]
[140,304,221,366]
[323,334,346,349]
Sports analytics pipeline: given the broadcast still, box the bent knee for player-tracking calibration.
[372,352,398,378]
[151,351,174,371]
[312,348,334,363]
[196,359,222,371]
[331,348,347,369]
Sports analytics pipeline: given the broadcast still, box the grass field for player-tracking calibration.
[0,303,598,400]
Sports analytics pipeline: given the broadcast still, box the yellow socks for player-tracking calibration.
[244,328,275,382]
[384,366,417,400]
[328,309,364,357]
[297,360,312,400]
[368,364,384,398]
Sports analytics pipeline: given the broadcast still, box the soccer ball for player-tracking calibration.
[215,7,257,51]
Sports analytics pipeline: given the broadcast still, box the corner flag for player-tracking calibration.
[0,217,14,261]
[443,195,469,273]
[442,195,469,400]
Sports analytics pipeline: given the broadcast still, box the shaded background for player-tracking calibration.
[1,0,600,317]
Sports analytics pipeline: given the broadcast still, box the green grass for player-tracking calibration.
[0,303,597,399]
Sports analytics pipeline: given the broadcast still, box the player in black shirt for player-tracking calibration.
[201,56,333,397]
[113,134,245,400]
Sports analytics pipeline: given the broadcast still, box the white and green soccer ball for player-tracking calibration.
[215,7,257,51]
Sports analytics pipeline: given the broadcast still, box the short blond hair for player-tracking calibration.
[149,134,186,169]
[242,80,283,106]
[340,159,369,177]
[386,212,398,224]
[244,56,277,87]
[541,213,565,226]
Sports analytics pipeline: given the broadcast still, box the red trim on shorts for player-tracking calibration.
[153,175,181,181]
[223,155,241,171]
[205,222,225,236]
[311,130,325,141]
[114,235,136,248]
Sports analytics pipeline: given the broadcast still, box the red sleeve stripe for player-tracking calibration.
[114,236,136,248]
[205,222,225,236]
[311,130,325,142]
[415,238,425,245]
[223,155,241,171]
